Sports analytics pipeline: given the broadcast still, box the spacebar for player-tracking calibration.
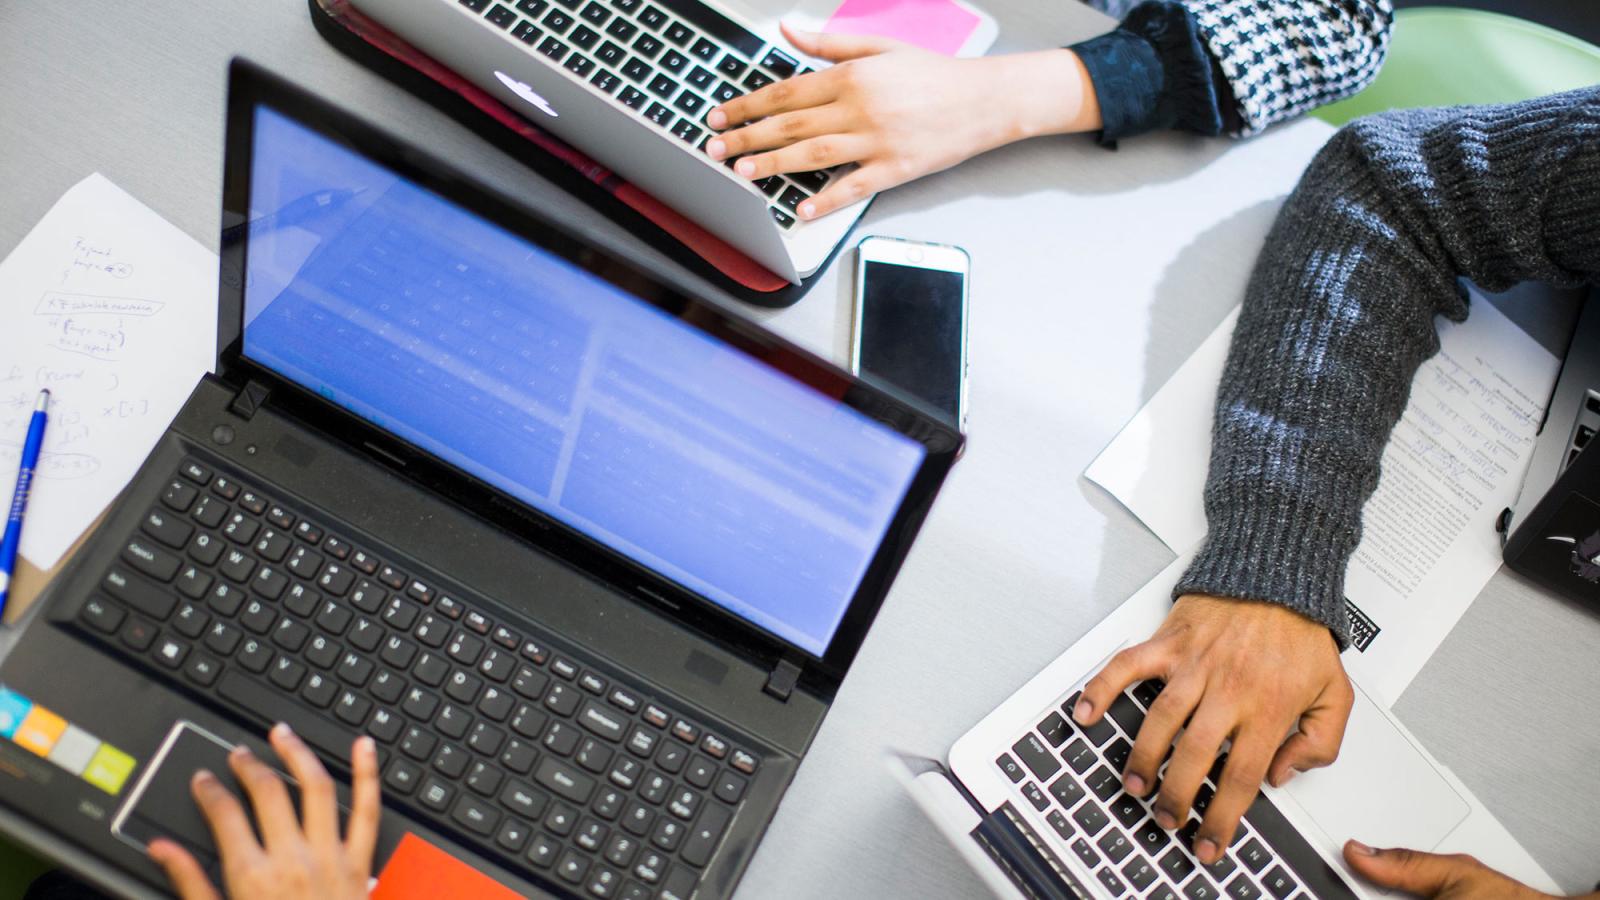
[217,673,360,763]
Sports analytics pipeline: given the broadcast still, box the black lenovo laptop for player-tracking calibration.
[0,60,960,898]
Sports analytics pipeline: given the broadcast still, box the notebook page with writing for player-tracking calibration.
[0,173,216,569]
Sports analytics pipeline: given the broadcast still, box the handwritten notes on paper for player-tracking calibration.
[1339,295,1558,699]
[1355,341,1544,598]
[1085,294,1559,701]
[0,174,216,569]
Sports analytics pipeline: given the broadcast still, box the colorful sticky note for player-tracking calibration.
[13,706,67,757]
[823,0,981,55]
[0,688,31,739]
[82,743,136,796]
[48,725,102,777]
[372,833,525,900]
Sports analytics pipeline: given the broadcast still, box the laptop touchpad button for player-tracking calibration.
[1283,685,1470,852]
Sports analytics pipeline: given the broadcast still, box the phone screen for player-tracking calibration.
[858,260,965,424]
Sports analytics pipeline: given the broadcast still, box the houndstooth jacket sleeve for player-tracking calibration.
[1184,0,1394,135]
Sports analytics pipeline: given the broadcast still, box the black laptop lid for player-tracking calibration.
[217,61,961,693]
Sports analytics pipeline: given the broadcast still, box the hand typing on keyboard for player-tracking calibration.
[1071,594,1352,866]
[147,724,382,900]
[704,24,1102,222]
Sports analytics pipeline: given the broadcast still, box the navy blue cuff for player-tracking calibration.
[1070,1,1227,144]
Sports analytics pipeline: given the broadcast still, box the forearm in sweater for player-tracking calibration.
[1175,87,1600,647]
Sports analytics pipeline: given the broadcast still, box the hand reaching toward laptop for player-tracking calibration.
[1341,841,1592,898]
[705,24,1101,222]
[1069,596,1590,898]
[146,724,381,900]
[1071,593,1353,866]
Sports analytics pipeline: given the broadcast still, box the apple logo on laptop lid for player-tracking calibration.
[494,70,559,118]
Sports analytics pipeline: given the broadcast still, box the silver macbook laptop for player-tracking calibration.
[896,554,1543,900]
[352,0,866,283]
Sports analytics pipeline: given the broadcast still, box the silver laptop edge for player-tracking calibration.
[888,752,1033,900]
[352,0,866,283]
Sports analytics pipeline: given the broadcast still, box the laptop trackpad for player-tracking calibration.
[1283,683,1470,851]
[113,723,295,875]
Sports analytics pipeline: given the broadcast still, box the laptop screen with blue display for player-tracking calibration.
[239,106,926,657]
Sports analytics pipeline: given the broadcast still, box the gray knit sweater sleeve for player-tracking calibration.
[1174,87,1600,648]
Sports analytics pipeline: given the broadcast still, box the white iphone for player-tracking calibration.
[851,235,971,430]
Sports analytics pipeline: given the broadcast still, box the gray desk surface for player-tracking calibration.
[2,1,1596,896]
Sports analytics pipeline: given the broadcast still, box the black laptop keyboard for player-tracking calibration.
[461,0,839,230]
[66,458,765,900]
[994,682,1353,900]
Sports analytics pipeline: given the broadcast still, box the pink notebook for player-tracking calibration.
[823,0,985,55]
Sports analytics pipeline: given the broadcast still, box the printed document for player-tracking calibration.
[0,174,217,569]
[1085,292,1560,701]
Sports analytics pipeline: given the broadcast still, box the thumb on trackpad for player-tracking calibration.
[1282,684,1469,851]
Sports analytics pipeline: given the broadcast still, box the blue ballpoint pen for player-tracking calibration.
[0,389,50,621]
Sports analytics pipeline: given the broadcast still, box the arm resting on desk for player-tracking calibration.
[1175,86,1600,646]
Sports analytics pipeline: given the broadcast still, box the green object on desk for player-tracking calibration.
[0,833,51,899]
[1315,7,1600,125]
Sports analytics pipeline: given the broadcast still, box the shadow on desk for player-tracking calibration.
[1076,198,1287,609]
[885,129,1249,222]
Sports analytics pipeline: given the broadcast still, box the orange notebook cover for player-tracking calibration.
[371,833,525,900]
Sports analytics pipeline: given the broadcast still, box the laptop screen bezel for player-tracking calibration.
[215,59,962,696]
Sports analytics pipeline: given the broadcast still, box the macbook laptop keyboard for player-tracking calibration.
[68,456,763,900]
[460,0,839,230]
[993,681,1349,899]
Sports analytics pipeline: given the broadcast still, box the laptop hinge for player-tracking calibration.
[229,379,272,421]
[763,655,803,702]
